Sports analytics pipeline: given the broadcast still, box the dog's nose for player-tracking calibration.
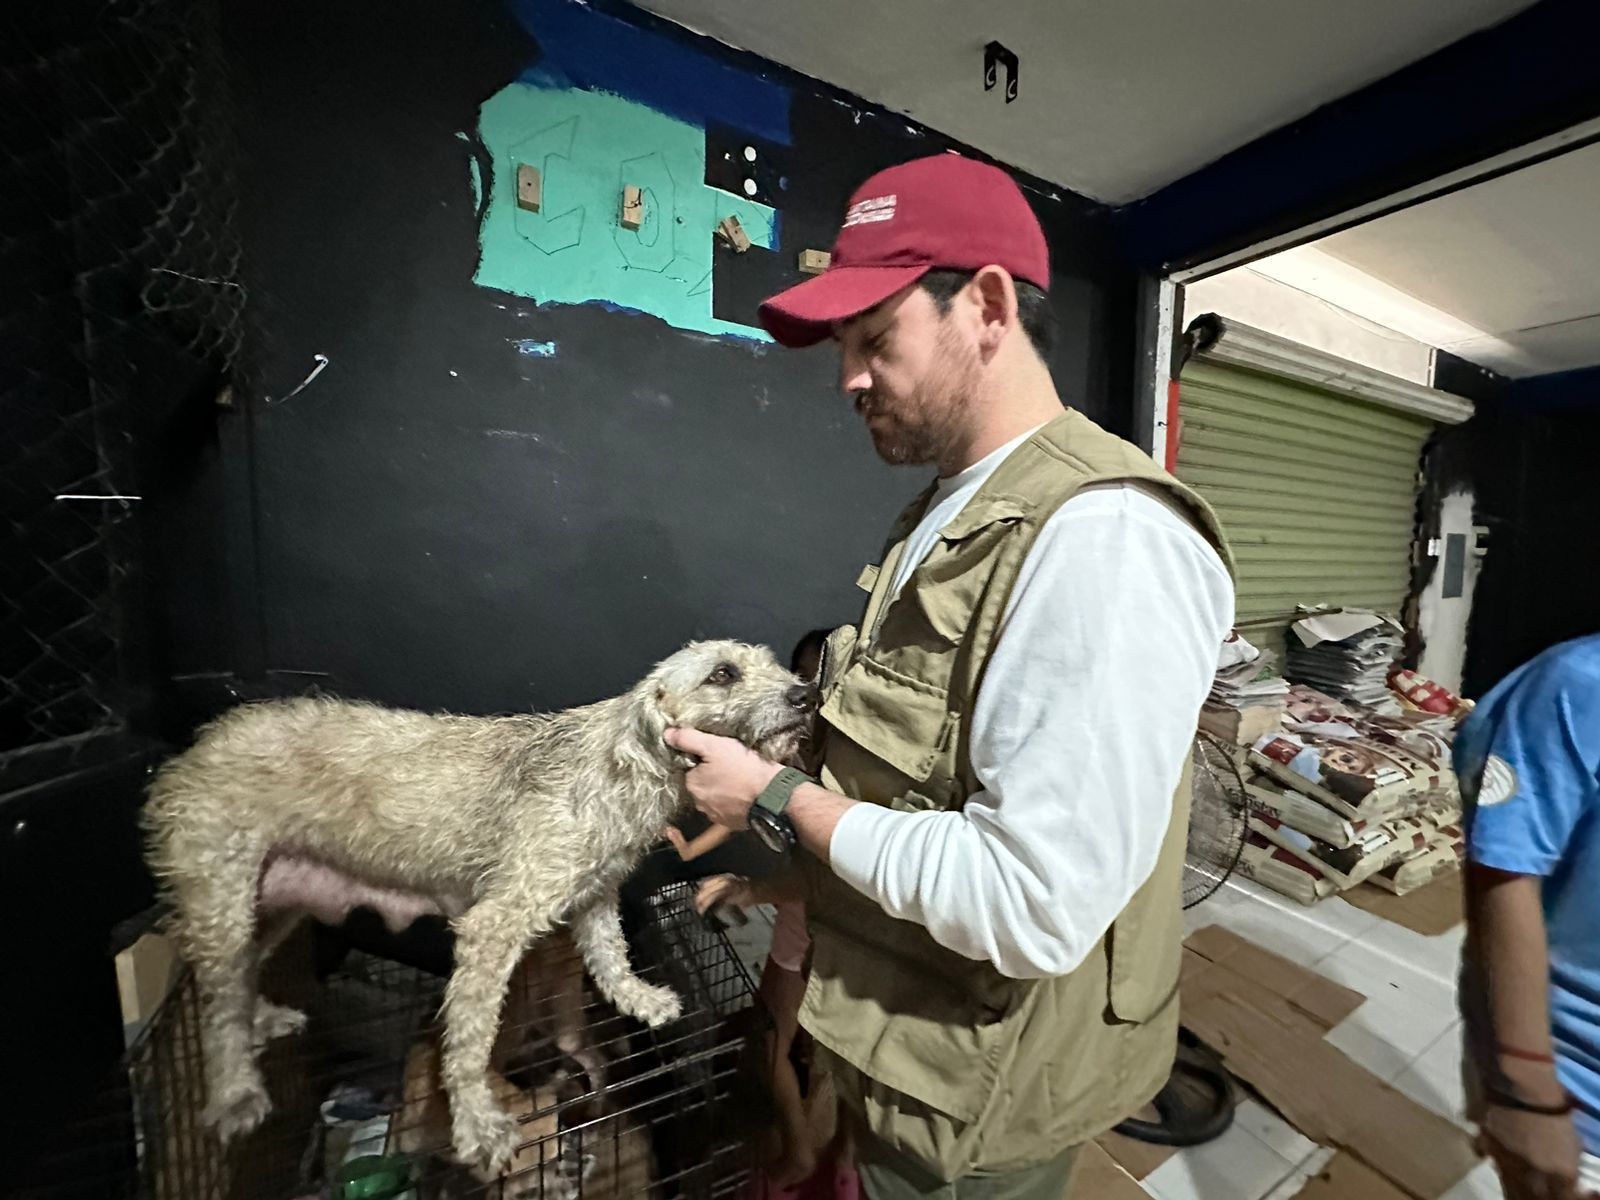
[786,683,819,713]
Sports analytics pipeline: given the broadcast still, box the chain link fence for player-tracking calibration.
[2,0,247,770]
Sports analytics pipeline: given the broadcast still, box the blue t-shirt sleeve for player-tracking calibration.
[1456,649,1600,877]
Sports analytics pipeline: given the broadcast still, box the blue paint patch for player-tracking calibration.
[510,338,558,357]
[508,0,791,146]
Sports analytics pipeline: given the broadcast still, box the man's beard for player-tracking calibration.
[862,328,979,467]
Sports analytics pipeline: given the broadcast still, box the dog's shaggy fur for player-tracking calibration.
[143,640,814,1174]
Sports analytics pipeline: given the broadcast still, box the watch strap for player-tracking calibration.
[755,767,814,817]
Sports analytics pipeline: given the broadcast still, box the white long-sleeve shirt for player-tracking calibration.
[828,427,1235,980]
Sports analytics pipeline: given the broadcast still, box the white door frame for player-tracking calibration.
[1134,115,1600,461]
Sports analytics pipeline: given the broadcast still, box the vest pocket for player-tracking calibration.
[821,654,953,786]
[1105,903,1182,1024]
[819,624,859,697]
[802,922,1024,1125]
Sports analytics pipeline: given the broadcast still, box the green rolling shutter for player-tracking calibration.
[1175,358,1431,651]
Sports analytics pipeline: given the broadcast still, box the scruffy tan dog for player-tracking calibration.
[143,640,815,1174]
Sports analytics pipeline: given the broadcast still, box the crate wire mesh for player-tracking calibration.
[18,882,767,1200]
[1,0,247,766]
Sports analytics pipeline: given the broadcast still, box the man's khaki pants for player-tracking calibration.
[853,1130,1080,1200]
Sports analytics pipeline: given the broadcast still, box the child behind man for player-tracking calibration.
[666,630,833,1191]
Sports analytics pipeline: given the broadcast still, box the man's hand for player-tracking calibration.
[664,727,782,831]
[1478,1106,1596,1200]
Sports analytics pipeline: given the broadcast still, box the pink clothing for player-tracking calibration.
[743,1152,859,1200]
[769,900,810,974]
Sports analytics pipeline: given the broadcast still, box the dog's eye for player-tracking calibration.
[705,663,740,687]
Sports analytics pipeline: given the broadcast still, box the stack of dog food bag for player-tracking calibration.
[1199,630,1290,745]
[1203,616,1475,906]
[1283,607,1406,713]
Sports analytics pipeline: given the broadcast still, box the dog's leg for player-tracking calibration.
[441,891,556,1175]
[547,974,607,1095]
[176,848,275,1143]
[251,911,309,1044]
[571,895,682,1028]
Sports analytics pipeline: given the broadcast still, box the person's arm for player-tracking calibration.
[1458,651,1600,1199]
[664,823,736,862]
[669,487,1233,979]
[1469,868,1561,1074]
[1468,869,1590,1200]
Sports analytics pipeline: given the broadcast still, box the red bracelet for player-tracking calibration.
[1498,1044,1558,1065]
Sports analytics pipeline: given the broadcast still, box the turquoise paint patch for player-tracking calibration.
[468,155,483,210]
[510,338,557,357]
[473,83,776,341]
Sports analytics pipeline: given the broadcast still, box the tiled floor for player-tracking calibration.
[717,875,1491,1198]
[1149,874,1486,1198]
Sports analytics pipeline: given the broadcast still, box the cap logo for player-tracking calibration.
[843,194,897,228]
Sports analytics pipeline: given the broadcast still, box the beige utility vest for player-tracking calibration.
[799,409,1233,1180]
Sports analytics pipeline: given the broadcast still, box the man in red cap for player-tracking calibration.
[667,154,1235,1197]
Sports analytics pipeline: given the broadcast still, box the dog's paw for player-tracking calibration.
[631,983,682,1028]
[454,1103,519,1177]
[558,1148,598,1197]
[205,1082,272,1144]
[570,1048,608,1096]
[251,1001,307,1044]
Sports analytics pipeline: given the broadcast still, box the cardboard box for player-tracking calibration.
[1185,926,1364,1030]
[114,931,180,1047]
[1291,1152,1412,1199]
[1095,1128,1179,1181]
[1182,928,1480,1198]
[1067,1140,1148,1199]
[1342,871,1464,937]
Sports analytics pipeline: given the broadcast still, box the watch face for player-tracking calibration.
[749,809,794,856]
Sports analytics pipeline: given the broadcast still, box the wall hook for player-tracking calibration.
[984,41,1018,103]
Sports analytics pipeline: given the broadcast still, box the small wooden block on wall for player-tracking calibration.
[621,185,645,230]
[715,215,752,253]
[516,163,542,212]
[798,249,831,275]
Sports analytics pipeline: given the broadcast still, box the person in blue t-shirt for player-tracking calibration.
[1457,634,1600,1200]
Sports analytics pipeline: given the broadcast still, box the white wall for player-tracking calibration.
[1417,489,1482,695]
[1184,258,1435,385]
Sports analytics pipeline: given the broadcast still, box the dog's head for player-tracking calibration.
[639,640,818,769]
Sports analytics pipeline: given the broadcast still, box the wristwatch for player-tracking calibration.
[748,767,812,856]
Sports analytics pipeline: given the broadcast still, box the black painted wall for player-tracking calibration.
[1450,363,1600,697]
[213,0,1138,719]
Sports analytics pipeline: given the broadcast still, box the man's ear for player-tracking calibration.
[970,264,1017,358]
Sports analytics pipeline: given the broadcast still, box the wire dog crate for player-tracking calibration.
[18,881,767,1200]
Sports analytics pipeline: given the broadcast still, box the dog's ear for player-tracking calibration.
[633,684,671,743]
[645,686,701,772]
[613,682,680,779]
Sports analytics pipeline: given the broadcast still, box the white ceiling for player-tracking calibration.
[1311,141,1600,378]
[630,0,1537,204]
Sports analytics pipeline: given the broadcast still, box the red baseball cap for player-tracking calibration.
[758,154,1050,348]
